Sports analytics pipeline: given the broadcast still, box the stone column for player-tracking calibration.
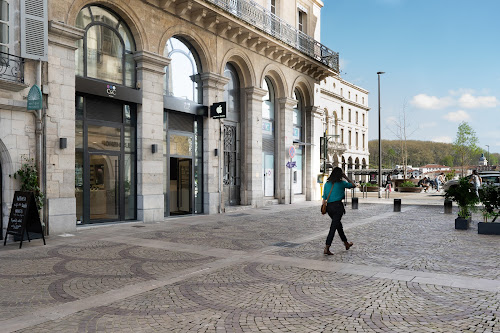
[242,87,267,207]
[200,72,229,214]
[133,51,170,222]
[276,97,297,204]
[306,106,323,201]
[46,21,84,235]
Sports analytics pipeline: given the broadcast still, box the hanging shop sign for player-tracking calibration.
[27,85,43,110]
[210,102,227,119]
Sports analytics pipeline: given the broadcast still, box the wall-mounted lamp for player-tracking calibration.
[214,148,218,156]
[59,138,67,149]
[152,144,158,154]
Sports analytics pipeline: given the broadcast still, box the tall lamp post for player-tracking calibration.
[377,71,385,198]
[486,145,490,168]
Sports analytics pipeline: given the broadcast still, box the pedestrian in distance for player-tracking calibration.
[322,167,356,255]
[470,169,482,198]
[435,173,445,192]
[385,173,392,192]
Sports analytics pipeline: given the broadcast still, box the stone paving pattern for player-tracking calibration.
[277,205,500,280]
[1,197,499,332]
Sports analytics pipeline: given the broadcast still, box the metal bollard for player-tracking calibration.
[352,197,359,209]
[394,199,401,212]
[444,199,452,214]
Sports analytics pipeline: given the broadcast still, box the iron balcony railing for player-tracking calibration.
[0,51,25,84]
[205,0,339,72]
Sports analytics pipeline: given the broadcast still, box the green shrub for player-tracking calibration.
[10,158,44,209]
[361,182,378,187]
[400,181,416,187]
[444,177,479,218]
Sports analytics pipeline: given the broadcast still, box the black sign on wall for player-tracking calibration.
[4,191,46,249]
[210,102,227,119]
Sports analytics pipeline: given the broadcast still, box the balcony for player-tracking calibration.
[204,0,339,72]
[0,52,27,92]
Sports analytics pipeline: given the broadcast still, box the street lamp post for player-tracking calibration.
[486,145,490,168]
[377,71,385,198]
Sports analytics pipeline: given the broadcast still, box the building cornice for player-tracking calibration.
[339,78,369,94]
[320,88,370,111]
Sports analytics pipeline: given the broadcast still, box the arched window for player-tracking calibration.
[262,77,275,197]
[164,37,201,103]
[293,89,304,194]
[75,5,136,87]
[293,89,303,142]
[223,63,240,121]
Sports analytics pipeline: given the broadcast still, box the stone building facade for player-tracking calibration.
[319,76,370,182]
[0,0,368,236]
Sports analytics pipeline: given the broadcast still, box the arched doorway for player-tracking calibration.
[75,5,138,224]
[163,36,204,216]
[222,63,241,206]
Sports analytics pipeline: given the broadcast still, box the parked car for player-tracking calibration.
[443,171,500,192]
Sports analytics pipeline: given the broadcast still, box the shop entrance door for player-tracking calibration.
[169,157,192,215]
[88,153,120,221]
[263,153,274,197]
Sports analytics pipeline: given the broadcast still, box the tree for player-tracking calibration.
[443,155,454,167]
[388,101,417,179]
[453,122,481,177]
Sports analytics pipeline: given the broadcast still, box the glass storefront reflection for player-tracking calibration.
[169,134,192,156]
[89,154,119,221]
[88,125,121,151]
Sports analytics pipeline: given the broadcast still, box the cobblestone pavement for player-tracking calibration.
[1,197,499,332]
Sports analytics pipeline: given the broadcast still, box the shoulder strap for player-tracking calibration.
[326,182,334,201]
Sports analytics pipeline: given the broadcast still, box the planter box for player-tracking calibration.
[478,222,500,235]
[455,217,471,230]
[361,187,379,192]
[398,187,422,193]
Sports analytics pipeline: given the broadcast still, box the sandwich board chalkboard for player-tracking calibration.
[4,191,46,249]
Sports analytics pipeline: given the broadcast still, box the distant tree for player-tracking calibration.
[443,155,454,167]
[388,101,417,179]
[453,122,481,177]
[490,154,499,166]
[387,148,397,168]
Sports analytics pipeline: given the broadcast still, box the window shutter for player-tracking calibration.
[21,0,48,61]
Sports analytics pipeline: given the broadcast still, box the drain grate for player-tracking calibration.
[272,241,301,248]
[132,225,146,228]
[227,213,250,217]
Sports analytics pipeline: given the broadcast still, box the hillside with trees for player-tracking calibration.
[368,140,500,169]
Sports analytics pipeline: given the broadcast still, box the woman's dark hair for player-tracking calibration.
[472,170,478,175]
[327,167,343,183]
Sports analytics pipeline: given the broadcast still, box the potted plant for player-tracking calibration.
[360,182,379,192]
[478,184,500,235]
[398,180,422,193]
[11,158,44,210]
[444,177,479,230]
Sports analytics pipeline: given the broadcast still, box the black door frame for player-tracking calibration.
[85,151,122,223]
[77,93,137,224]
[166,130,195,217]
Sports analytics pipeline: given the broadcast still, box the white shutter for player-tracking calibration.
[21,0,48,61]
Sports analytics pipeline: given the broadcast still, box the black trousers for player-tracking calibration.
[325,201,347,245]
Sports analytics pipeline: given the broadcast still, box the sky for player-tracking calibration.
[321,0,500,154]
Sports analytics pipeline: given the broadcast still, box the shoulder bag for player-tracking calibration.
[321,183,334,215]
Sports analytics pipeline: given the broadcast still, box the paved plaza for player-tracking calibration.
[1,193,499,332]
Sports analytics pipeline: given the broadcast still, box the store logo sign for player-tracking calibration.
[210,102,227,119]
[106,85,117,97]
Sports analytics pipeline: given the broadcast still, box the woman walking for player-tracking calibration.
[322,167,356,255]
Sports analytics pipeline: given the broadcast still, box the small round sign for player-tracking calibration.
[289,146,296,159]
